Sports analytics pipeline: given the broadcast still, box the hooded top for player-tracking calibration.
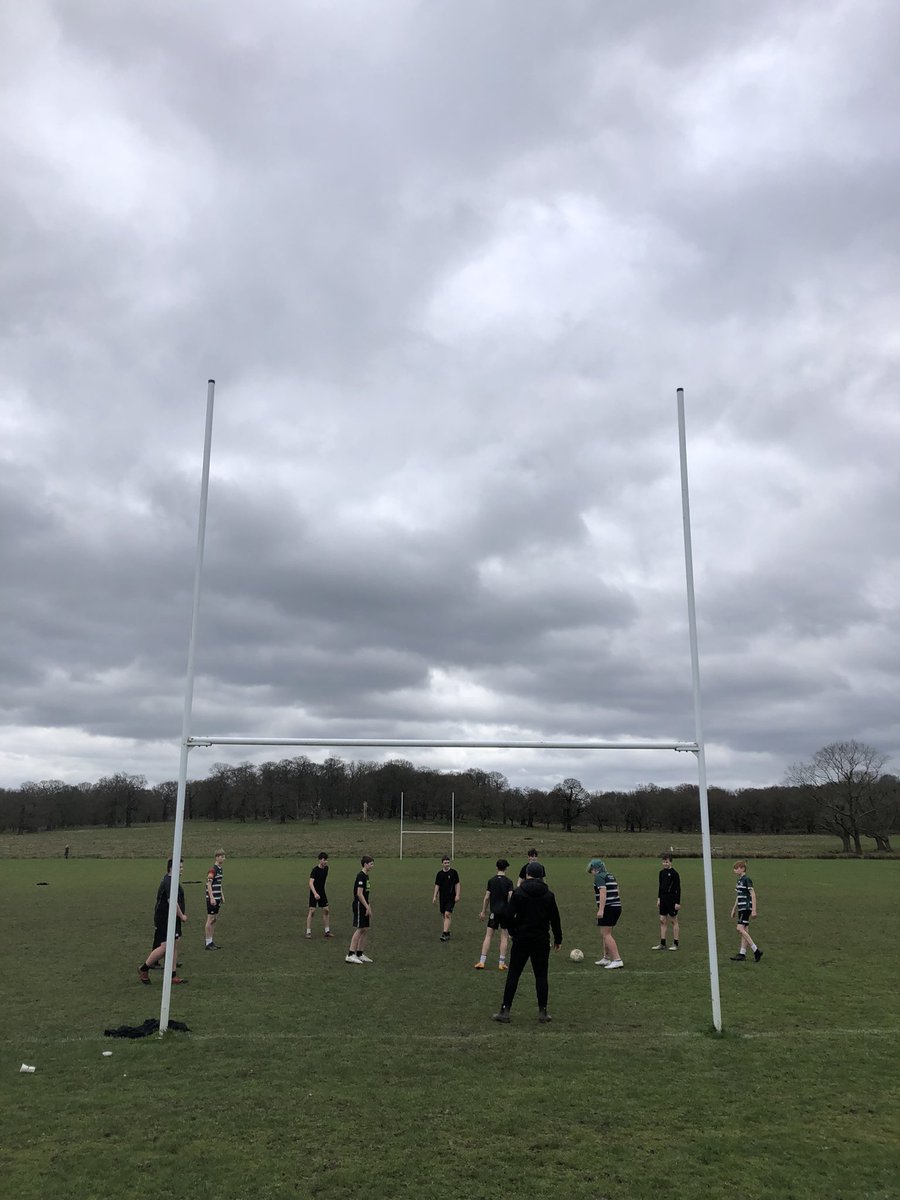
[505,878,563,945]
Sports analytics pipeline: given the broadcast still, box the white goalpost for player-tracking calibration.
[159,383,722,1034]
[399,790,456,859]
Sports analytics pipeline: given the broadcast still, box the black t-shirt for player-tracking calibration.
[435,868,460,902]
[353,870,370,907]
[154,874,186,933]
[486,874,513,912]
[658,866,680,904]
[310,864,328,894]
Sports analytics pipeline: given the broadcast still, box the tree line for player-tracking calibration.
[1,740,895,853]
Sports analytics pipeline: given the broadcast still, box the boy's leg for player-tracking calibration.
[498,928,509,966]
[739,924,757,952]
[500,939,529,1011]
[306,907,316,935]
[529,940,551,1009]
[604,929,622,962]
[671,914,680,943]
[322,905,331,935]
[479,927,493,961]
[657,913,667,945]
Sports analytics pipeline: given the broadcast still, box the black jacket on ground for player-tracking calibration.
[505,879,563,946]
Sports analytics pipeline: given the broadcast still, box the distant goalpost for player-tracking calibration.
[158,383,722,1034]
[399,791,455,859]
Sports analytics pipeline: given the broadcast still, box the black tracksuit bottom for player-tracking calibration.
[501,935,550,1010]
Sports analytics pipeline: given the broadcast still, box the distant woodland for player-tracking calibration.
[1,741,895,855]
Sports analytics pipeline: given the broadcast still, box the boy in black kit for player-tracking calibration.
[516,848,544,887]
[652,854,681,951]
[138,858,187,985]
[306,852,332,939]
[346,856,374,964]
[475,859,513,970]
[433,855,461,941]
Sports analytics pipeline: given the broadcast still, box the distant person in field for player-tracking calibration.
[138,858,187,985]
[346,856,374,964]
[588,858,624,969]
[64,844,69,860]
[517,848,544,887]
[652,854,681,951]
[433,855,461,941]
[306,852,332,939]
[491,862,562,1024]
[475,859,513,970]
[730,861,763,962]
[205,849,226,949]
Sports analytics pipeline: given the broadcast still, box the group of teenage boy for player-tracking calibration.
[136,847,764,1014]
[136,849,226,985]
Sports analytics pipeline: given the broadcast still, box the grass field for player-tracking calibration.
[0,819,856,861]
[0,836,897,1200]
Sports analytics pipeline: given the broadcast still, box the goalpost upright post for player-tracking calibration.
[677,387,722,1031]
[159,380,216,1035]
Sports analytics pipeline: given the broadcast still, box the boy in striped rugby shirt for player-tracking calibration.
[730,861,763,962]
[588,858,624,970]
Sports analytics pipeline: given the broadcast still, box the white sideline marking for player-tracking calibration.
[4,1026,897,1048]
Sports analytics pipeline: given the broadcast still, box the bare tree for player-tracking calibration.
[551,777,589,832]
[786,741,888,854]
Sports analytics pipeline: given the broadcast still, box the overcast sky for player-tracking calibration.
[2,0,898,795]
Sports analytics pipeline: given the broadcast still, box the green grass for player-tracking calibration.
[0,819,859,860]
[0,851,897,1199]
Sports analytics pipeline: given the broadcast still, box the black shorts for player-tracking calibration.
[659,899,679,918]
[153,925,181,948]
[598,908,621,928]
[737,911,752,927]
[439,899,456,915]
[353,906,370,929]
[206,900,222,916]
[487,912,505,931]
[308,892,328,908]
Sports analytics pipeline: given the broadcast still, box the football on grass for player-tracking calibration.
[569,948,584,962]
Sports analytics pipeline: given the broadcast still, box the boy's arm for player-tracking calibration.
[674,869,681,908]
[479,889,490,918]
[432,883,439,905]
[454,877,461,902]
[308,875,318,899]
[749,885,757,916]
[597,885,607,918]
[356,883,371,914]
[206,871,215,904]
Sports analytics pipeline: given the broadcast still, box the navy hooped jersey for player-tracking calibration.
[208,862,224,902]
[735,875,753,911]
[593,870,621,908]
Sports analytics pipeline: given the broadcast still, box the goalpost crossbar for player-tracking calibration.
[187,736,699,751]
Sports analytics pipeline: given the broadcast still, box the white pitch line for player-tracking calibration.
[3,1026,897,1049]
